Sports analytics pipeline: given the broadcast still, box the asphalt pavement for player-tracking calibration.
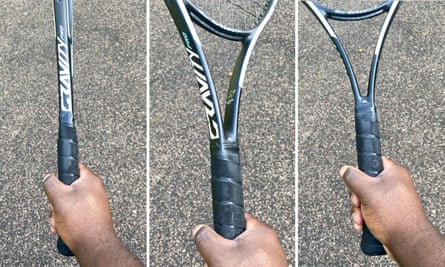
[2,1,441,266]
[149,1,295,266]
[299,1,444,266]
[0,0,146,265]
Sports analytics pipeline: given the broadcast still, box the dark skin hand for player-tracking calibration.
[192,213,288,267]
[340,157,445,267]
[43,164,142,267]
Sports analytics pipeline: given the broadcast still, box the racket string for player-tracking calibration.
[190,0,273,31]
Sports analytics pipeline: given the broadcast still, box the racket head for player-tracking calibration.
[186,0,277,40]
[303,0,400,104]
[310,0,395,21]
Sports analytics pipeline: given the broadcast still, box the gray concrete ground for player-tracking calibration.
[0,0,146,265]
[149,1,295,266]
[4,1,441,266]
[299,1,444,266]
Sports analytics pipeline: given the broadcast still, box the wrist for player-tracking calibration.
[387,216,445,267]
[75,230,142,267]
[74,229,121,264]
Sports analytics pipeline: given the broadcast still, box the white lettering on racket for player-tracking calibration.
[185,47,219,140]
[57,36,72,112]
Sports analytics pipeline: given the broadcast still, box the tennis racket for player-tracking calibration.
[54,0,78,256]
[164,0,277,239]
[302,0,401,256]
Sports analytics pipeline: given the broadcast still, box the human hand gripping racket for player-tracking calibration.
[54,0,78,256]
[164,0,277,239]
[302,0,401,256]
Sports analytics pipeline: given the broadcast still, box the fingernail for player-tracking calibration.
[192,225,204,237]
[339,166,349,177]
[42,173,53,183]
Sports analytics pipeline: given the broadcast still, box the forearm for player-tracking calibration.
[388,217,445,267]
[75,234,143,267]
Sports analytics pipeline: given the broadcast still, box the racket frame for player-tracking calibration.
[303,0,401,256]
[54,0,78,256]
[165,0,277,239]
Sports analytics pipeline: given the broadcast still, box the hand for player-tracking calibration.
[340,157,445,266]
[192,213,288,267]
[340,157,426,246]
[43,164,142,266]
[43,164,116,255]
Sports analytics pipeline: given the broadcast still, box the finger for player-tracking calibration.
[340,166,376,201]
[352,206,363,227]
[74,163,104,189]
[350,190,364,232]
[50,219,57,234]
[339,165,353,178]
[78,163,92,178]
[244,212,261,230]
[47,207,58,234]
[70,163,88,186]
[78,163,99,178]
[43,173,53,184]
[351,204,364,232]
[381,156,395,169]
[354,222,363,232]
[43,173,68,205]
[351,192,361,208]
[192,225,231,263]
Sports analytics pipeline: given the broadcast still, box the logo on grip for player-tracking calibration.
[57,36,72,112]
[185,46,219,140]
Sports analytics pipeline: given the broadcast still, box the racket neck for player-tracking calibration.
[55,0,75,127]
[222,29,268,141]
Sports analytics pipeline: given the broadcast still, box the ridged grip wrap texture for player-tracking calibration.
[58,125,79,185]
[211,145,245,239]
[57,125,79,256]
[355,107,385,256]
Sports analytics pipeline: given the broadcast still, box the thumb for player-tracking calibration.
[340,166,376,200]
[43,173,68,205]
[192,225,230,263]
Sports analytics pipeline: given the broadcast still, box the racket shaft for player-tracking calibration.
[211,145,245,239]
[54,0,78,256]
[355,107,385,255]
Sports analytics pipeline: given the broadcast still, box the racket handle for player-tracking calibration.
[58,125,79,185]
[355,108,386,256]
[57,124,79,256]
[211,145,245,239]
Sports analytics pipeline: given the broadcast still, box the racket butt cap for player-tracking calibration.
[361,226,386,256]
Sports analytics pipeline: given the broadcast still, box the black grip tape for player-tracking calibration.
[58,125,79,185]
[211,147,245,239]
[57,125,79,256]
[355,109,386,256]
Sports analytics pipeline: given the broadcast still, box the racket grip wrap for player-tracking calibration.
[211,147,245,239]
[355,108,385,256]
[57,125,79,256]
[57,125,79,185]
[355,110,383,177]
